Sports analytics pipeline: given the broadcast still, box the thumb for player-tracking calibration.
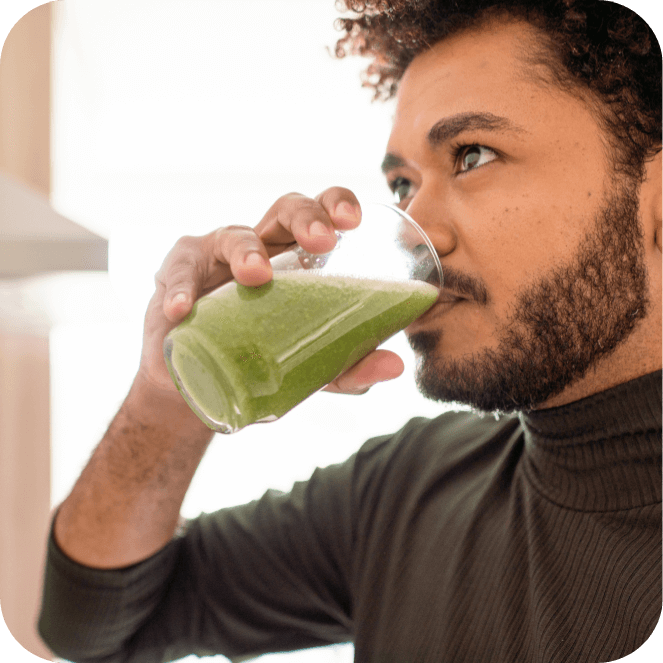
[324,349,405,395]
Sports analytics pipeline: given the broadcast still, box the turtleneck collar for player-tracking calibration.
[518,371,662,512]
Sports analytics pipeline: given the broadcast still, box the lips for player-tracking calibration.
[407,289,465,332]
[435,288,466,305]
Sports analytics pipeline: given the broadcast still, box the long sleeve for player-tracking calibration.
[38,452,364,663]
[39,519,181,662]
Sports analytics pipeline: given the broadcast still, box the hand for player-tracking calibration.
[136,187,404,401]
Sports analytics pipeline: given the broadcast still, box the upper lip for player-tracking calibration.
[436,288,466,304]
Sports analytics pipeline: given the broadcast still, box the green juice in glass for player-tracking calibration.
[164,271,438,433]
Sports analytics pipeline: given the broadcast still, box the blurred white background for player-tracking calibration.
[48,1,455,661]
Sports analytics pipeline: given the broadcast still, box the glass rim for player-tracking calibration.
[368,202,443,291]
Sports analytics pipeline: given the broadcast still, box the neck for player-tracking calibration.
[538,321,662,410]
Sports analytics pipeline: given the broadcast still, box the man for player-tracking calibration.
[39,2,661,662]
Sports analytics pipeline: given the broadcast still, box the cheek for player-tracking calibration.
[459,195,581,302]
[448,161,603,297]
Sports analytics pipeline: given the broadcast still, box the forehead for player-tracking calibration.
[389,18,598,148]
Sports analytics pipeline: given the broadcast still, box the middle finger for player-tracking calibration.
[256,193,339,255]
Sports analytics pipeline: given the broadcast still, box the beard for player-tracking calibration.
[407,179,650,414]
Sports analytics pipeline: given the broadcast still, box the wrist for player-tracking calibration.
[129,369,214,440]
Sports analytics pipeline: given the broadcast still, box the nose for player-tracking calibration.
[405,191,458,259]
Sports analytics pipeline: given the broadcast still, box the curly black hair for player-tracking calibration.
[334,0,661,181]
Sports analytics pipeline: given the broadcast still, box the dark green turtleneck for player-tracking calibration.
[39,371,661,663]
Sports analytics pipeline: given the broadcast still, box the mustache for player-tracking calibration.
[441,265,490,306]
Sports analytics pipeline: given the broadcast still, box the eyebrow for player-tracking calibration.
[381,111,528,174]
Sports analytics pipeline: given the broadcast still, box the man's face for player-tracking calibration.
[383,18,650,413]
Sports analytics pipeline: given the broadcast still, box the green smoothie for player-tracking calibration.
[164,271,438,433]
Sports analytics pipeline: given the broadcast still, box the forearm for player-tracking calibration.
[54,374,214,569]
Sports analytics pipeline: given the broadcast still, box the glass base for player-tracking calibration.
[164,337,243,434]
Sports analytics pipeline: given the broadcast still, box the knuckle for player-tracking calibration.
[167,255,202,289]
[262,192,307,222]
[154,235,203,289]
[316,186,358,206]
[288,198,327,225]
[273,193,320,222]
[257,193,324,239]
[216,224,254,235]
[167,269,197,291]
[212,225,259,245]
[173,234,198,251]
[173,253,199,272]
[275,192,306,206]
[213,226,263,257]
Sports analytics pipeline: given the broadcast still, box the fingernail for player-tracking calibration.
[244,252,266,267]
[170,292,188,306]
[309,220,330,238]
[334,201,360,220]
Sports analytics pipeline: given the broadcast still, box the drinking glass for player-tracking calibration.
[163,203,442,433]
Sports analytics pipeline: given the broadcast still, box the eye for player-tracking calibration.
[389,176,413,204]
[457,145,497,173]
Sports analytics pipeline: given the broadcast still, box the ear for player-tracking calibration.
[641,151,662,252]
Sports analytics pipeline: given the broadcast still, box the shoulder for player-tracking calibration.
[350,409,523,503]
[357,409,522,471]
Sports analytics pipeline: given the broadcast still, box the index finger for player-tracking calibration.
[255,189,362,249]
[315,187,362,230]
